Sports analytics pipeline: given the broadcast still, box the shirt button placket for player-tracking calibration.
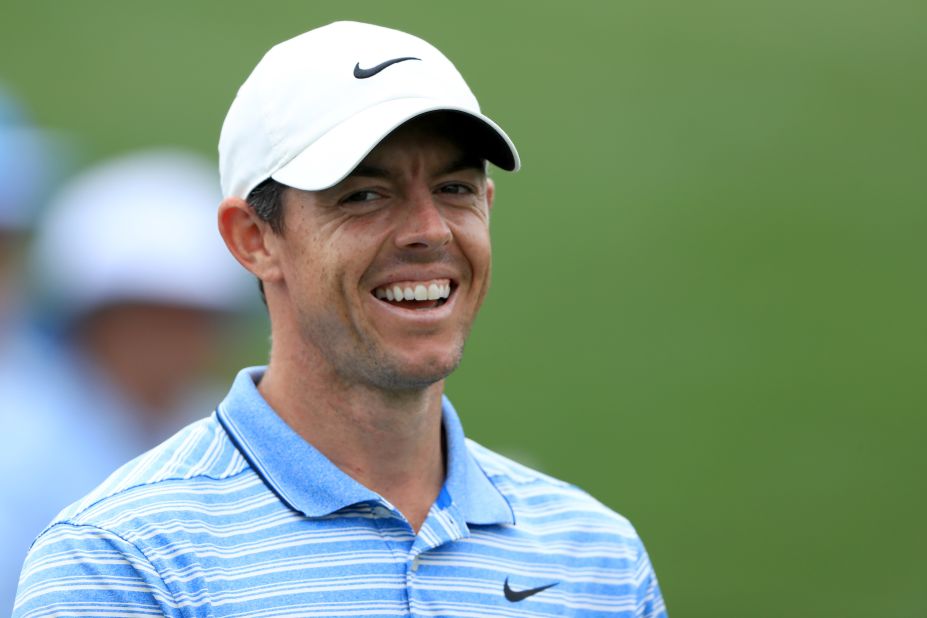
[407,553,422,616]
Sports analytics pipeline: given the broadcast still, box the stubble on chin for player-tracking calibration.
[301,316,468,393]
[349,338,466,392]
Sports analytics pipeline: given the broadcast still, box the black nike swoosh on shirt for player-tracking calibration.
[503,577,559,602]
[353,56,421,79]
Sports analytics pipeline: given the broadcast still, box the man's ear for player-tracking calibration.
[486,178,495,212]
[217,197,282,284]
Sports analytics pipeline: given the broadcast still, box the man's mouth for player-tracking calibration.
[372,278,452,310]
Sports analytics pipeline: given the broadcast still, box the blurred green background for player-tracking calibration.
[3,1,925,615]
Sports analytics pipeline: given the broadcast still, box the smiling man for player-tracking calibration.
[14,22,667,617]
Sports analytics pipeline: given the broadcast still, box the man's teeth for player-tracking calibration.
[374,280,451,302]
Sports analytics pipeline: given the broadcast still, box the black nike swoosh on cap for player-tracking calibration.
[503,577,559,602]
[353,56,421,79]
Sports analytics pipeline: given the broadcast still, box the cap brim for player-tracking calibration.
[272,97,519,192]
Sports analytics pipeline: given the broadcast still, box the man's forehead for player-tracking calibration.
[348,114,489,178]
[348,155,487,182]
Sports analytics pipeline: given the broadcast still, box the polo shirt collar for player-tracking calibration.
[441,396,515,525]
[217,367,514,526]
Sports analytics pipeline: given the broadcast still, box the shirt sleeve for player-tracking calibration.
[14,522,177,617]
[634,542,668,618]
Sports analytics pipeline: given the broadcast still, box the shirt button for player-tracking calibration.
[411,556,421,571]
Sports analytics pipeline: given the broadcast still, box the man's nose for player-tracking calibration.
[393,189,453,250]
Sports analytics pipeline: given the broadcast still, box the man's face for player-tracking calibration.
[268,118,494,391]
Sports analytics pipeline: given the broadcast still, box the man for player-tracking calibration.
[15,21,667,616]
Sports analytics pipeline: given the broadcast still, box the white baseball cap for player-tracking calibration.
[219,21,520,200]
[31,149,252,319]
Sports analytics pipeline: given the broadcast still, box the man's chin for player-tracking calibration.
[383,362,458,392]
[367,348,463,392]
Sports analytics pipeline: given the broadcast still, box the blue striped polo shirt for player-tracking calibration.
[15,367,667,617]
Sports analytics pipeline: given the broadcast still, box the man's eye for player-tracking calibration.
[439,183,472,195]
[342,190,381,203]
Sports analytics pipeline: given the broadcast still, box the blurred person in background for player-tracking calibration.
[0,84,66,612]
[0,84,58,346]
[0,149,251,613]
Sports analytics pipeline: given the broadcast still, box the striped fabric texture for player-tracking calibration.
[15,367,667,617]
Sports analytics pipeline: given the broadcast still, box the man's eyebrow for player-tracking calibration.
[439,155,487,176]
[347,164,391,179]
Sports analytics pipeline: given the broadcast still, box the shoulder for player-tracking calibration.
[467,438,640,538]
[16,416,269,615]
[47,414,253,536]
[466,439,666,611]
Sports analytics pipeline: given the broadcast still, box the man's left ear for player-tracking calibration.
[486,178,495,212]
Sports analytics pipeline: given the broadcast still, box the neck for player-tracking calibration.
[258,340,446,532]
